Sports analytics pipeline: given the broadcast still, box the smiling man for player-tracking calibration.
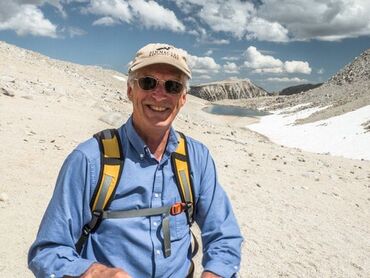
[28,43,243,278]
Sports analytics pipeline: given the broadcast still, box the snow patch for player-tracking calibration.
[248,105,370,160]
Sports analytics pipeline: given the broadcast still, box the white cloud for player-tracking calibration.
[83,0,185,32]
[205,50,213,56]
[198,1,254,38]
[65,26,87,37]
[258,0,370,41]
[0,4,57,37]
[267,77,308,82]
[244,46,283,70]
[244,46,311,75]
[188,54,221,74]
[129,0,185,32]
[175,0,370,41]
[197,74,212,80]
[223,62,239,74]
[208,39,230,45]
[246,17,289,42]
[221,56,239,61]
[253,67,283,74]
[83,0,132,23]
[92,16,119,26]
[174,0,289,41]
[284,61,311,74]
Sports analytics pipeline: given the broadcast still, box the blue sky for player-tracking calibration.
[0,0,370,92]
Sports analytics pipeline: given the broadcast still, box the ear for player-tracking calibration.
[179,91,187,107]
[127,82,133,101]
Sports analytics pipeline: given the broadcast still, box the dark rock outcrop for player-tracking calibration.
[279,83,323,96]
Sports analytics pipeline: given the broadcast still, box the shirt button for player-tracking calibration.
[156,250,161,255]
[140,154,144,159]
[153,222,158,226]
[154,193,160,198]
[50,275,56,278]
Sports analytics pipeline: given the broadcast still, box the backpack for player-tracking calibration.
[75,129,198,274]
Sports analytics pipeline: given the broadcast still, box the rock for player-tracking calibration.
[0,192,9,202]
[1,87,14,97]
[21,95,34,100]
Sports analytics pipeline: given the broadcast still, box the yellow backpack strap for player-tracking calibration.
[171,131,195,225]
[75,128,124,253]
[91,129,124,211]
[171,132,199,270]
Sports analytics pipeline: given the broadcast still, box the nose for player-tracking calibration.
[151,81,167,100]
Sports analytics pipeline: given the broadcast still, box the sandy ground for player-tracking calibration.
[1,90,370,278]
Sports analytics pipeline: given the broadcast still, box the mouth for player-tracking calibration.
[147,105,168,112]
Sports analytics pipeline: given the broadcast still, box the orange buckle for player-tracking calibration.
[170,202,185,216]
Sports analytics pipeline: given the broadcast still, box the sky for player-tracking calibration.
[0,0,370,92]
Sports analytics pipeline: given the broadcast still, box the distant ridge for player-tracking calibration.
[189,79,268,101]
[279,83,323,96]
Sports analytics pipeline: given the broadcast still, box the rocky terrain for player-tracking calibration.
[1,41,369,278]
[189,78,268,101]
[0,41,131,126]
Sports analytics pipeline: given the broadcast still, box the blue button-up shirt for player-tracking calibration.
[28,117,243,278]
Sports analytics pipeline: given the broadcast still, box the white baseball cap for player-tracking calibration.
[128,43,191,79]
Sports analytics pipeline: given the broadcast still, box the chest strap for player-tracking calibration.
[103,202,191,257]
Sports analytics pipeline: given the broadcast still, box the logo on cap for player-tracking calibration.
[149,47,179,60]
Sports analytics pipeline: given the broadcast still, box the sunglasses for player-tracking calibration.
[133,76,184,95]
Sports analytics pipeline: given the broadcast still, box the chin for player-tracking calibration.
[150,119,172,129]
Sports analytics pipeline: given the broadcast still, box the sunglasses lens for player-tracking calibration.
[165,80,183,94]
[138,77,157,90]
[137,77,183,94]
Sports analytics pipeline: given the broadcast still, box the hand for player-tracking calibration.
[80,263,132,278]
[201,271,222,278]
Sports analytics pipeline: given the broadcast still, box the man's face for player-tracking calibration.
[127,64,187,135]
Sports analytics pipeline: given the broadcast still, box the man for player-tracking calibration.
[28,43,243,278]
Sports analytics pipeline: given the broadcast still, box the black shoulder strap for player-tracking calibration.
[75,129,124,253]
[171,132,196,225]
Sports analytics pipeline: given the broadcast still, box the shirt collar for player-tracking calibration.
[124,116,179,160]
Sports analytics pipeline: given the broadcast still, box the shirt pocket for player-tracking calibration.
[168,197,189,241]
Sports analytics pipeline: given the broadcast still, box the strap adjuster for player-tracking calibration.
[82,210,103,235]
[170,202,192,216]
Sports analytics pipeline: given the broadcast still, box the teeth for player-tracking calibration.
[150,105,166,112]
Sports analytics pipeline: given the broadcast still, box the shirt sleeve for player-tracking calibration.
[194,146,244,278]
[28,149,96,278]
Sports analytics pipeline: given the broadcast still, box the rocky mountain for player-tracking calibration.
[189,79,268,101]
[295,47,370,110]
[328,48,370,85]
[279,83,323,96]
